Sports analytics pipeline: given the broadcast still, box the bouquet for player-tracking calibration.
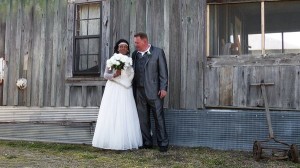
[16,78,27,90]
[106,53,132,70]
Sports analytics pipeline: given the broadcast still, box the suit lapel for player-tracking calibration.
[145,46,154,66]
[132,51,138,69]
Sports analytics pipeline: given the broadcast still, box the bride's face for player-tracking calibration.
[118,44,129,55]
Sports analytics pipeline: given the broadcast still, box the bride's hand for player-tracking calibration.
[113,70,121,78]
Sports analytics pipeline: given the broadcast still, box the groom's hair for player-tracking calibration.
[134,32,148,40]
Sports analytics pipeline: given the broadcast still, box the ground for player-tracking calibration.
[0,140,299,168]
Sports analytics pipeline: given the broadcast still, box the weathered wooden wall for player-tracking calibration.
[0,0,205,109]
[96,0,206,109]
[205,54,300,110]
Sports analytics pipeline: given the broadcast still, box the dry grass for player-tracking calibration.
[0,140,299,168]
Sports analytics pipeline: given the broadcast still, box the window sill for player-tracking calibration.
[66,77,107,85]
[207,52,300,59]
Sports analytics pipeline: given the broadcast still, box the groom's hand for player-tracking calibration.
[158,90,167,99]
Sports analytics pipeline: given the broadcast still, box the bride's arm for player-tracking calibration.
[103,68,114,80]
[127,67,134,81]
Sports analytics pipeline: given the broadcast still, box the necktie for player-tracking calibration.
[137,52,143,59]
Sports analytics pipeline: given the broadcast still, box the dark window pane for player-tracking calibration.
[88,38,99,54]
[87,55,99,69]
[208,3,261,56]
[75,39,88,55]
[89,3,101,19]
[79,55,88,71]
[265,1,300,54]
[88,19,100,35]
[76,20,88,36]
[76,4,88,20]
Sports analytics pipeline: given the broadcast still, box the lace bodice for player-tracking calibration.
[104,67,134,88]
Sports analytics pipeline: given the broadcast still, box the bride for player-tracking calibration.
[92,39,142,150]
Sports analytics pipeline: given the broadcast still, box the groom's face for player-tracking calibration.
[134,37,148,51]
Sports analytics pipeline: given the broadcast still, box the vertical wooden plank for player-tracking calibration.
[119,0,130,39]
[7,0,19,106]
[13,0,24,106]
[70,86,82,106]
[197,0,206,109]
[3,0,11,105]
[264,66,281,108]
[219,66,233,106]
[44,0,54,107]
[26,0,35,107]
[247,66,264,107]
[50,0,60,107]
[82,86,87,107]
[110,0,118,45]
[64,84,70,107]
[205,67,219,106]
[38,0,47,107]
[168,0,181,109]
[30,0,45,106]
[0,1,8,106]
[233,66,248,107]
[55,0,67,106]
[185,0,200,109]
[65,1,75,78]
[97,85,103,107]
[101,0,110,76]
[86,86,98,106]
[145,0,152,41]
[163,0,170,108]
[129,0,136,53]
[135,0,146,33]
[280,66,296,109]
[19,0,33,106]
[180,0,187,108]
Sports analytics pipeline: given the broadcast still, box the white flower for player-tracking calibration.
[16,78,27,90]
[106,53,132,70]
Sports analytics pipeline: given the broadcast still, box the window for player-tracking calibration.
[74,3,101,76]
[265,1,300,54]
[207,0,300,56]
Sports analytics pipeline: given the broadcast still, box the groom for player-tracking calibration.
[132,32,169,152]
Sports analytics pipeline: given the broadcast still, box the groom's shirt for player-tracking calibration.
[137,44,151,56]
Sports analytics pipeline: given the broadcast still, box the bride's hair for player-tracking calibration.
[114,39,130,55]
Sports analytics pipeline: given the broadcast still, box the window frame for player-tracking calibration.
[73,1,102,76]
[206,0,300,57]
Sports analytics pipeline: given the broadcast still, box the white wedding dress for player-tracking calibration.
[92,66,143,150]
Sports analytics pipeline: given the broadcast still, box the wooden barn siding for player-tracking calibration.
[0,1,8,106]
[107,0,205,109]
[0,0,205,109]
[205,54,300,110]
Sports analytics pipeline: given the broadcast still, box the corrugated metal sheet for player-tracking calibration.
[0,107,300,151]
[161,109,300,151]
[0,107,98,144]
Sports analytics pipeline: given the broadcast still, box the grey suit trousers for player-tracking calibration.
[135,87,169,148]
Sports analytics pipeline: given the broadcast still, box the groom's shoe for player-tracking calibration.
[139,145,153,149]
[159,146,168,152]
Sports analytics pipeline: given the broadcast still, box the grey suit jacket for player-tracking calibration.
[132,46,168,100]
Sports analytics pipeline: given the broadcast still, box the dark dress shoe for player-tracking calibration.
[139,145,153,149]
[159,146,168,152]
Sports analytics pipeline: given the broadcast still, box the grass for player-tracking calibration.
[0,140,299,168]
